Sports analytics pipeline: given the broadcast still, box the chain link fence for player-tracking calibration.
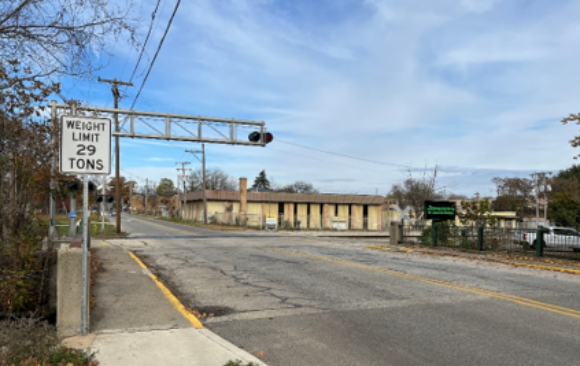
[181,212,383,231]
[399,222,580,258]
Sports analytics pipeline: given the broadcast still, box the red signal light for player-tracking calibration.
[264,132,273,143]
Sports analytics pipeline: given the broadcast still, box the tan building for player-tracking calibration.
[179,178,385,230]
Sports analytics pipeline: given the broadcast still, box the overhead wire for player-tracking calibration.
[130,0,182,110]
[127,0,163,86]
[276,139,412,169]
[267,147,405,176]
[120,168,146,182]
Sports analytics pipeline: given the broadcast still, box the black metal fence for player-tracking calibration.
[400,223,580,258]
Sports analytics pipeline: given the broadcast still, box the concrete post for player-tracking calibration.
[377,207,382,232]
[57,242,90,338]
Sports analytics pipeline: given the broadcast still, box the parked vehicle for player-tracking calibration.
[514,226,580,252]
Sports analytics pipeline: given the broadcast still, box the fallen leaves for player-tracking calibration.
[185,306,214,319]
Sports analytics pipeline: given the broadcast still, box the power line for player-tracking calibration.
[268,147,404,175]
[120,168,146,182]
[276,139,412,169]
[128,0,163,85]
[130,0,182,110]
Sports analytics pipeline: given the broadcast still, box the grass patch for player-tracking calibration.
[0,316,97,366]
[37,214,127,238]
[149,216,256,231]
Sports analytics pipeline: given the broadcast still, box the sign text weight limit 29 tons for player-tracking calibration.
[60,116,112,175]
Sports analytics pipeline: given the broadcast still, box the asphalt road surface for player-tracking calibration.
[109,215,580,366]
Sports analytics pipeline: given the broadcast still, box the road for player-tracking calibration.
[108,214,580,366]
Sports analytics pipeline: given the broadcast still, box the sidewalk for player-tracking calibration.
[63,240,267,366]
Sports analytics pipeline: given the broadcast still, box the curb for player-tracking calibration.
[127,251,204,329]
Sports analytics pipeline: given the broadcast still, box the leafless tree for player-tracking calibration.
[188,168,238,191]
[491,177,533,216]
[278,181,318,194]
[389,165,443,219]
[0,0,138,81]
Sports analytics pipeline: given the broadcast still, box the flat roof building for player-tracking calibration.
[179,178,385,230]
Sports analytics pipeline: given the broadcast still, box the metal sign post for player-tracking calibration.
[81,175,89,336]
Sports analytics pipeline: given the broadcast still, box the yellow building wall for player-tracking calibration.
[207,201,224,214]
[264,203,278,218]
[296,204,308,223]
[327,204,336,218]
[247,202,262,214]
[337,204,349,219]
[309,204,321,229]
[247,202,263,226]
[368,206,378,230]
[196,202,204,222]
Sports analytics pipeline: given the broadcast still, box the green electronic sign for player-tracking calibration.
[424,201,456,221]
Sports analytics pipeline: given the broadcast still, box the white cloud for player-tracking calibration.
[146,157,176,162]
[64,0,580,196]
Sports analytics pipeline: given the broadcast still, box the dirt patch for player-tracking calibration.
[185,305,234,319]
[90,248,105,309]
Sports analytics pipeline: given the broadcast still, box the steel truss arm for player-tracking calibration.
[51,103,266,146]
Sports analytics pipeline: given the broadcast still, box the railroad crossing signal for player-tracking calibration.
[248,131,273,144]
[395,206,411,222]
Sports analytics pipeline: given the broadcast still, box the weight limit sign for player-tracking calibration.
[60,116,111,175]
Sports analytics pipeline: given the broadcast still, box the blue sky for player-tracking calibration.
[60,0,580,196]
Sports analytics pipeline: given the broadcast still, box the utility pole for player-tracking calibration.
[185,144,207,224]
[98,77,133,233]
[176,162,191,219]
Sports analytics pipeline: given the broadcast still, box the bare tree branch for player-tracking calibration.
[0,0,138,79]
[0,0,32,26]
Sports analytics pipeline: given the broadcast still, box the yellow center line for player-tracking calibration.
[128,251,204,329]
[266,247,580,320]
